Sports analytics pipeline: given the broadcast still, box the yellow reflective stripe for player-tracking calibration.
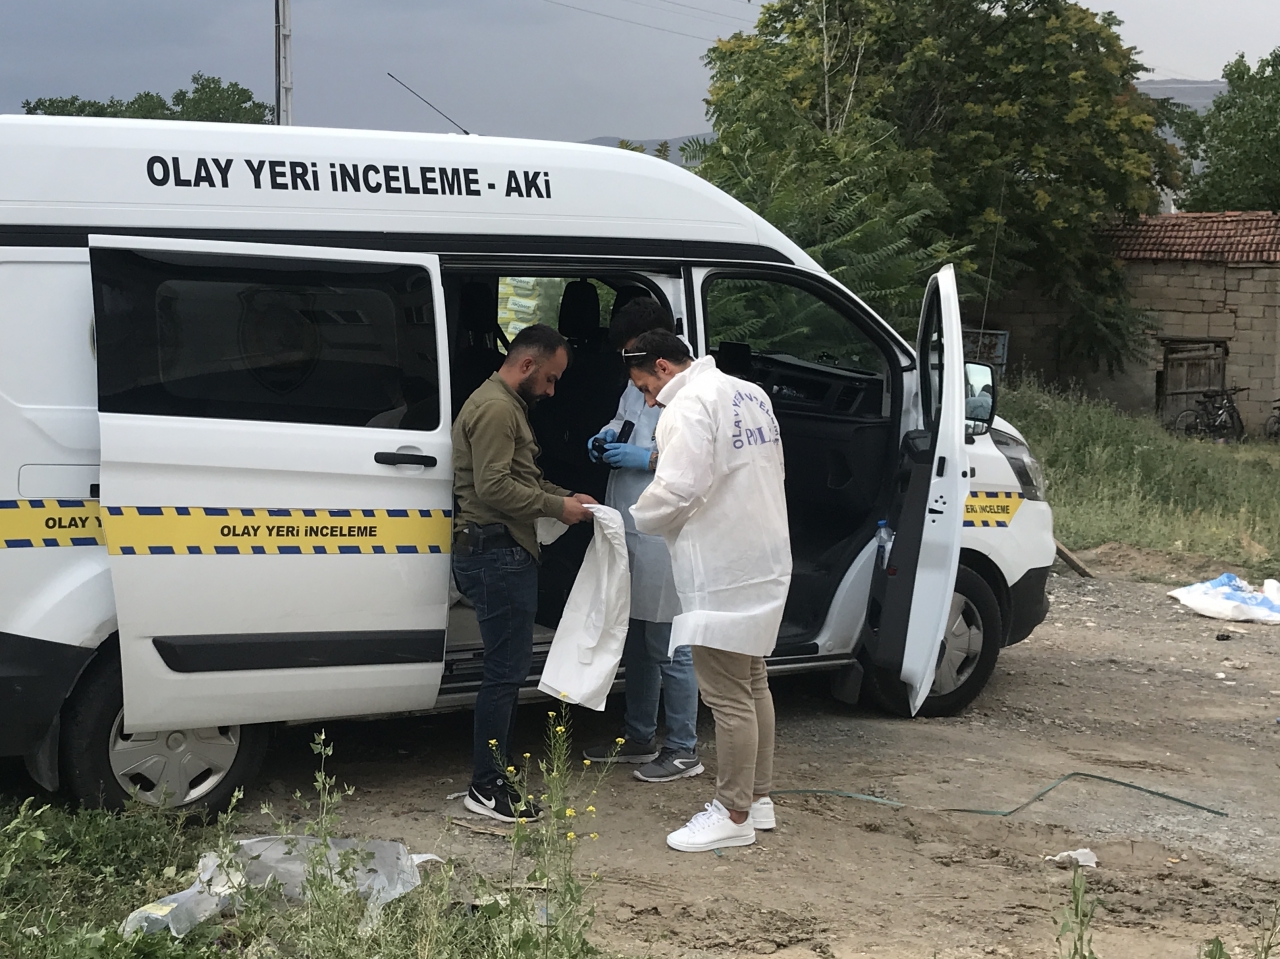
[963,490,1025,528]
[100,507,452,556]
[0,499,104,548]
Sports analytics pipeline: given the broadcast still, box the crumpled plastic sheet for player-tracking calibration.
[120,837,441,939]
[1168,572,1280,624]
[1045,848,1099,868]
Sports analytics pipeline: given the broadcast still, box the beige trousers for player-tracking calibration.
[690,645,775,813]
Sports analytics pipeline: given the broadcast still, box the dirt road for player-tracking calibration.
[222,560,1278,958]
[7,560,1278,956]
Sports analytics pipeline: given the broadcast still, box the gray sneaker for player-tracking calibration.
[583,738,660,764]
[633,748,705,782]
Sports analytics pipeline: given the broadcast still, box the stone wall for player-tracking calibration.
[983,262,1280,431]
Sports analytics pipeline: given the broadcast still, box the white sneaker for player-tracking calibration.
[749,796,776,830]
[666,799,755,853]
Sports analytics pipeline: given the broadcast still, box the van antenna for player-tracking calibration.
[387,73,470,135]
[978,172,1006,341]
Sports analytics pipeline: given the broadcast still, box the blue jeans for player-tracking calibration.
[453,546,539,789]
[622,619,698,754]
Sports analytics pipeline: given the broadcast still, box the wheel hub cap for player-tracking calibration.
[108,711,241,807]
[930,592,984,697]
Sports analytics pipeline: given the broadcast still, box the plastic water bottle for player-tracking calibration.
[875,520,893,569]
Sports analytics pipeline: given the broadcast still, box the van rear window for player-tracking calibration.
[91,250,440,431]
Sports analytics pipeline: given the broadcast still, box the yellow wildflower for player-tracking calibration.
[615,737,625,745]
[488,739,498,747]
[555,725,566,734]
[586,805,596,813]
[590,833,599,840]
[506,766,515,775]
[565,808,576,817]
[566,831,576,841]
[583,759,591,767]
[547,711,556,718]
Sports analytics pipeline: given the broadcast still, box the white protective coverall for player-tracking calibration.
[538,505,632,710]
[631,356,792,658]
[603,383,681,623]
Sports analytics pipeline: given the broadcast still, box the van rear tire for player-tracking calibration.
[862,566,1002,718]
[61,650,267,812]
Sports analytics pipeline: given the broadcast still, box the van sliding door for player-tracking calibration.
[90,236,453,731]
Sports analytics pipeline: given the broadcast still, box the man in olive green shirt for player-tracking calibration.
[453,323,596,822]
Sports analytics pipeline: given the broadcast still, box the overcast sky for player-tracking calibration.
[1,1,1277,141]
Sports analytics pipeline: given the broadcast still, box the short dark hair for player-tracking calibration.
[624,329,692,373]
[505,323,569,364]
[609,295,672,350]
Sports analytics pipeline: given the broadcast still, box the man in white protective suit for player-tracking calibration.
[581,295,703,784]
[626,329,792,853]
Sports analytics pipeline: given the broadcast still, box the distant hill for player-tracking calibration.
[1136,78,1227,113]
[582,133,712,156]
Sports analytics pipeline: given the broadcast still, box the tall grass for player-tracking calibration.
[1000,381,1280,576]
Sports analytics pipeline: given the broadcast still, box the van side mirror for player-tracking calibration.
[964,361,997,434]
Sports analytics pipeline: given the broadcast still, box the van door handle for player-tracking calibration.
[374,451,438,467]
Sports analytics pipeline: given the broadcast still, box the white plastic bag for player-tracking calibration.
[538,505,630,710]
[1168,572,1280,624]
[120,837,425,938]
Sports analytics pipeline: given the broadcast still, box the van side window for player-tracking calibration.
[703,276,887,418]
[497,276,615,340]
[92,250,440,430]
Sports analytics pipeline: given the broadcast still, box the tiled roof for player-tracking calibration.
[1109,212,1280,263]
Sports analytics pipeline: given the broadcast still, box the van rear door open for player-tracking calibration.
[89,236,453,731]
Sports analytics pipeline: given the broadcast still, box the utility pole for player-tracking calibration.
[275,0,293,125]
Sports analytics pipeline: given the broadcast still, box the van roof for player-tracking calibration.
[0,116,816,268]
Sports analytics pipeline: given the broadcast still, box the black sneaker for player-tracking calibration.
[583,737,660,764]
[634,748,705,782]
[463,780,543,823]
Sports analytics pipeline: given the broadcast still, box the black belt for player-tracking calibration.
[455,522,519,556]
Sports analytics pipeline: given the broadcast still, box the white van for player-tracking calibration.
[0,117,1054,809]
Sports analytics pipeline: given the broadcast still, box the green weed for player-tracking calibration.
[1001,380,1280,576]
[1202,902,1280,959]
[1,715,604,959]
[1055,865,1100,959]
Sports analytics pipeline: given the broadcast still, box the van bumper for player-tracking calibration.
[1004,566,1050,647]
[0,632,94,756]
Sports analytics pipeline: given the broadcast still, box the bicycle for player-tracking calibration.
[1173,387,1247,442]
[1265,398,1280,441]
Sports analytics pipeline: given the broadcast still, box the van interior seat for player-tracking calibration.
[528,281,623,500]
[451,282,506,418]
[557,280,605,352]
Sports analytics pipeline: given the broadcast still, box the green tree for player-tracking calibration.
[616,138,646,153]
[692,120,968,332]
[24,72,273,123]
[705,0,1181,369]
[1176,48,1280,212]
[654,139,672,161]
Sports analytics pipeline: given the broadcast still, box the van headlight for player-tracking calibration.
[990,429,1045,501]
[1021,451,1046,499]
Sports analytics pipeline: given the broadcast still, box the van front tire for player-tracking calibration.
[61,650,267,812]
[862,565,1002,718]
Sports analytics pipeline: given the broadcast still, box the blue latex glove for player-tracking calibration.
[603,442,651,470]
[587,428,617,463]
